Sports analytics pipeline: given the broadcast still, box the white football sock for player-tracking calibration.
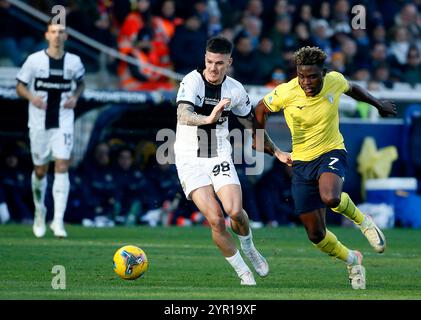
[52,172,70,223]
[31,171,47,211]
[0,202,11,224]
[237,229,255,252]
[225,250,251,277]
[346,250,357,265]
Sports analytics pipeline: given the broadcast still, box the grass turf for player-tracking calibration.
[1,224,421,300]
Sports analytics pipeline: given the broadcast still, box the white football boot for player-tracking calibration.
[50,219,68,238]
[359,215,386,253]
[32,206,46,238]
[240,270,256,286]
[243,247,269,277]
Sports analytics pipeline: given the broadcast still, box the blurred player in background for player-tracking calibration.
[174,36,269,285]
[16,19,85,238]
[253,46,397,289]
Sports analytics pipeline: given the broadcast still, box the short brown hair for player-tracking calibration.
[294,46,327,67]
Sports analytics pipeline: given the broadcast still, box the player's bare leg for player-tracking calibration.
[320,172,386,253]
[191,186,255,285]
[32,164,49,238]
[50,159,70,238]
[217,184,269,277]
[217,185,249,235]
[300,208,365,289]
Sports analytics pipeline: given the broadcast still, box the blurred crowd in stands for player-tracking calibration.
[1,0,421,227]
[0,139,296,227]
[1,0,421,90]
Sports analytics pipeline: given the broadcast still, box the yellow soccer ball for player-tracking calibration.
[113,245,149,280]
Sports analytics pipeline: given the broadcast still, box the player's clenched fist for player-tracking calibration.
[30,96,47,109]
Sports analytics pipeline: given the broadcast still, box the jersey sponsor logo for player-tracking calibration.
[267,95,273,104]
[204,97,219,106]
[35,79,72,91]
[296,106,305,110]
[196,95,203,103]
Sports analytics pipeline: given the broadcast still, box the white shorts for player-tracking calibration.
[29,127,73,166]
[175,155,240,200]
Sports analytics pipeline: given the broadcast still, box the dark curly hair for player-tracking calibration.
[294,46,327,67]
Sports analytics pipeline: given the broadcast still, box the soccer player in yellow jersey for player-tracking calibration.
[253,46,397,289]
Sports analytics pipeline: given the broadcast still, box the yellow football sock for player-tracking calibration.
[331,192,364,225]
[315,230,350,263]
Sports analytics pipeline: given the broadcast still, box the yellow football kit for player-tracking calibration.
[263,71,349,161]
[262,71,381,278]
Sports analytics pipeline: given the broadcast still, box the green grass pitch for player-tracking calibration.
[1,224,421,300]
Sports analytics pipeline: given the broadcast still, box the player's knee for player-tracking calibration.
[307,229,326,244]
[54,162,69,173]
[207,215,226,232]
[34,167,47,179]
[224,205,243,221]
[230,210,244,224]
[321,195,341,208]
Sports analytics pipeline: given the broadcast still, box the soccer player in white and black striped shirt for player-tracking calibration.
[16,20,85,238]
[174,36,269,285]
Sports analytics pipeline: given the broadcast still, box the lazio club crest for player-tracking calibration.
[327,94,334,104]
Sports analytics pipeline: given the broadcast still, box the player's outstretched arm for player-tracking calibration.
[16,81,47,109]
[252,99,278,155]
[177,98,230,126]
[345,83,397,117]
[252,100,292,165]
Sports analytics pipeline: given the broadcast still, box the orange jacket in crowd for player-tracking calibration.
[117,12,181,91]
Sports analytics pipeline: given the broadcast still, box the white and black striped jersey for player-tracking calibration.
[16,50,85,130]
[174,69,252,158]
